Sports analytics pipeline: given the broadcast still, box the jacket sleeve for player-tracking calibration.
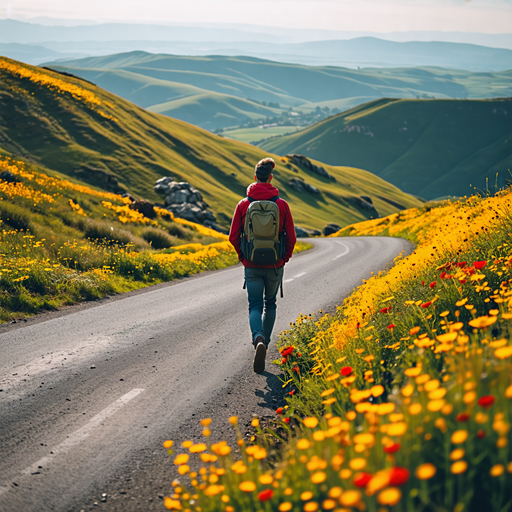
[229,202,244,262]
[283,201,296,263]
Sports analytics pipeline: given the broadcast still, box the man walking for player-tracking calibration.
[229,157,296,373]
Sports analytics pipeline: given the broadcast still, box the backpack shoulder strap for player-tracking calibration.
[270,196,279,203]
[241,197,253,236]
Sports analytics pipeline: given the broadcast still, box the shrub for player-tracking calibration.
[0,202,31,231]
[167,222,191,239]
[141,227,177,249]
[83,220,134,246]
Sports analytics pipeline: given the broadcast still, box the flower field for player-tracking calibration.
[0,58,117,121]
[0,157,236,322]
[162,190,512,511]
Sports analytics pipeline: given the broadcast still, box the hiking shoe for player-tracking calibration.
[253,336,266,374]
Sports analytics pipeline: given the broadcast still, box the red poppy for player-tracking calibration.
[297,353,302,357]
[283,417,290,424]
[457,262,467,268]
[440,272,447,279]
[276,407,284,414]
[459,279,467,284]
[353,472,372,488]
[292,366,300,374]
[281,346,294,357]
[387,324,396,330]
[477,395,495,409]
[389,467,410,486]
[421,301,432,308]
[477,429,486,439]
[384,442,401,454]
[474,261,487,270]
[456,413,470,422]
[340,366,353,376]
[430,281,437,289]
[258,489,274,502]
[281,357,287,364]
[421,281,425,286]
[380,306,392,314]
[289,390,295,396]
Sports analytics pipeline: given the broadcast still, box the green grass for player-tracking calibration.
[260,97,512,200]
[147,92,281,130]
[47,53,512,131]
[0,57,422,233]
[222,126,301,144]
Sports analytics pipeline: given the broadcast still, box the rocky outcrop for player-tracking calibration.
[288,178,320,195]
[286,154,336,181]
[75,165,124,193]
[323,223,341,236]
[295,226,321,238]
[154,177,227,234]
[154,176,176,195]
[0,171,22,183]
[129,200,156,219]
[345,195,378,213]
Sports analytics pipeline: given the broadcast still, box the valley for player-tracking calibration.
[0,57,421,233]
[260,97,512,200]
[45,53,512,132]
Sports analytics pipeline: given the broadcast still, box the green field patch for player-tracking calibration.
[222,126,301,144]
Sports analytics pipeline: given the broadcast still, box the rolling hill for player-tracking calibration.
[0,57,422,232]
[260,98,512,200]
[2,19,512,68]
[45,53,512,131]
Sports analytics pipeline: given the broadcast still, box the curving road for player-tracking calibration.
[0,237,412,511]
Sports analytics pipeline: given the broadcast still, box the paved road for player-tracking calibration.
[0,237,412,511]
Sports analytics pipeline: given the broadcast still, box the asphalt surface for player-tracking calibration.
[0,236,412,512]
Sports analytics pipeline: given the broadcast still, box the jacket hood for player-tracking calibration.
[246,182,280,200]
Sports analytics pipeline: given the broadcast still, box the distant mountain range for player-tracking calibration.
[1,19,512,71]
[0,57,421,230]
[44,52,512,130]
[3,18,512,48]
[260,98,512,200]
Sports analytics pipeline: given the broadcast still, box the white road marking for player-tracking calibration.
[285,271,307,283]
[333,241,350,261]
[0,389,144,497]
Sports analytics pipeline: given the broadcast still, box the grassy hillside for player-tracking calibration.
[47,53,512,131]
[0,57,421,232]
[0,155,238,321]
[148,92,281,130]
[260,98,512,200]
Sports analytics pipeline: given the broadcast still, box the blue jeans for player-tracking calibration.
[244,266,284,346]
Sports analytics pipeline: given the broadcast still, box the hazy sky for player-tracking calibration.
[3,0,512,33]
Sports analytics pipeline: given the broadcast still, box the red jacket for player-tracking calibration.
[229,182,296,268]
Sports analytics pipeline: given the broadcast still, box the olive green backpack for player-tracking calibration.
[240,196,286,265]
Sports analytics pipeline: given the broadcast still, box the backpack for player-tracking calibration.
[240,196,286,265]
